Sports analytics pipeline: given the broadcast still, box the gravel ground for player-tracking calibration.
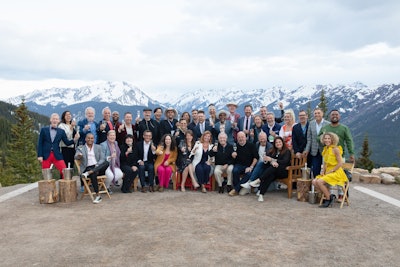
[0,181,399,267]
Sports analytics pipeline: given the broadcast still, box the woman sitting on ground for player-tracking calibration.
[154,134,178,192]
[177,130,199,191]
[312,132,347,208]
[250,136,291,202]
[190,130,214,193]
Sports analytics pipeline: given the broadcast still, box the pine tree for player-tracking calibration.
[306,101,312,121]
[6,99,41,184]
[356,134,374,172]
[318,89,328,119]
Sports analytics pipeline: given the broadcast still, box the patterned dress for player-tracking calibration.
[316,145,347,187]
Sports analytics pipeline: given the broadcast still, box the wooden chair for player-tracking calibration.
[75,159,111,201]
[277,154,306,198]
[319,162,354,208]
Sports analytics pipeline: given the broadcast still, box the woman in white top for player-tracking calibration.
[279,109,297,151]
[58,110,78,168]
[190,131,214,193]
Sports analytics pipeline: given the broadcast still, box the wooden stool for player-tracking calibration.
[296,178,311,202]
[59,179,77,203]
[38,179,58,204]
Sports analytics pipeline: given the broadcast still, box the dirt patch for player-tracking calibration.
[0,183,399,266]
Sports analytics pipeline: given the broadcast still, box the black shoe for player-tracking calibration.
[319,194,336,208]
[226,185,232,193]
[218,186,224,194]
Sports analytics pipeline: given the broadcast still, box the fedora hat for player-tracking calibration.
[164,107,177,117]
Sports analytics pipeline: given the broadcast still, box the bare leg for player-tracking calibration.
[313,179,330,199]
[181,167,189,190]
[188,164,199,188]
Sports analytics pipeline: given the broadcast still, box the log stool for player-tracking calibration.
[38,179,58,204]
[296,178,311,202]
[59,179,77,203]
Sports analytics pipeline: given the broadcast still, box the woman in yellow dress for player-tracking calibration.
[312,132,347,208]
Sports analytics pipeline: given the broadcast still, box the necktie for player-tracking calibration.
[245,117,249,130]
[201,123,204,134]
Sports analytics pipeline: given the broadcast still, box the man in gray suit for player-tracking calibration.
[75,133,109,204]
[304,108,329,177]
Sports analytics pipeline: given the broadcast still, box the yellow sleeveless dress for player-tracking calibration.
[316,145,347,187]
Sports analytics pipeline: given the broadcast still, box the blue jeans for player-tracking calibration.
[232,164,252,192]
[249,161,268,181]
[138,162,154,187]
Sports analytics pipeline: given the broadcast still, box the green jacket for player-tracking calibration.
[319,124,354,157]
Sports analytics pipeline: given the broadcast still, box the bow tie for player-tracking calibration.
[51,127,57,130]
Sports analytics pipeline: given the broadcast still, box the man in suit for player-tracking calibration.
[75,133,109,204]
[194,110,212,140]
[38,113,80,179]
[159,107,178,137]
[188,109,199,131]
[136,108,160,145]
[292,110,309,159]
[304,108,329,177]
[261,112,282,144]
[238,104,254,139]
[78,106,98,145]
[133,130,157,192]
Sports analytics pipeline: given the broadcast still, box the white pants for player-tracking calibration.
[105,167,124,188]
[214,165,233,186]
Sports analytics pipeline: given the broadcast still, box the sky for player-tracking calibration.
[0,0,399,100]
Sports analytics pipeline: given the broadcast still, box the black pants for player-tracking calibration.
[62,147,75,168]
[120,164,138,192]
[83,161,109,193]
[259,166,288,195]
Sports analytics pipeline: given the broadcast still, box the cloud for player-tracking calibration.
[0,0,399,99]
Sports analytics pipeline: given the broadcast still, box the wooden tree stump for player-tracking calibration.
[297,178,311,202]
[38,179,58,204]
[59,179,77,203]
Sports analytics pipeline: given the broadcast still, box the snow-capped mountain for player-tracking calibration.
[5,81,400,166]
[7,81,158,108]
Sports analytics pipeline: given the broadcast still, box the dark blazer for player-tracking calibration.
[194,121,213,140]
[133,141,157,167]
[292,122,309,154]
[209,143,234,165]
[96,120,113,144]
[238,116,254,132]
[261,123,282,143]
[120,143,136,167]
[159,119,178,137]
[38,127,75,160]
[136,119,160,145]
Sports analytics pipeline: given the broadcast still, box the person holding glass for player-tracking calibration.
[58,110,78,169]
[177,130,199,191]
[154,134,178,192]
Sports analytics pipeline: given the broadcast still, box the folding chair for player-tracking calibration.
[319,162,354,208]
[75,160,111,201]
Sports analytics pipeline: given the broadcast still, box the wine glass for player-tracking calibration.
[233,143,237,152]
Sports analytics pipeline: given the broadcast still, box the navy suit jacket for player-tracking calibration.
[194,121,212,140]
[292,122,309,154]
[238,116,254,132]
[133,141,157,166]
[38,127,74,160]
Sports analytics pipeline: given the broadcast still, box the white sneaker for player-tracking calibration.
[239,187,250,196]
[258,195,264,202]
[249,179,260,187]
[81,172,89,179]
[93,196,102,204]
[277,182,287,190]
[256,190,260,196]
[240,181,250,189]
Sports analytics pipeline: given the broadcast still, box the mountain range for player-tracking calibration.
[6,81,400,166]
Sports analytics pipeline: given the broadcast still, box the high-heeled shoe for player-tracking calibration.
[319,194,336,208]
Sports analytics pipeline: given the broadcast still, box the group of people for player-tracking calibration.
[37,102,354,206]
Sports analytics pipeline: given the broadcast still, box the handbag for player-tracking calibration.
[344,169,352,182]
